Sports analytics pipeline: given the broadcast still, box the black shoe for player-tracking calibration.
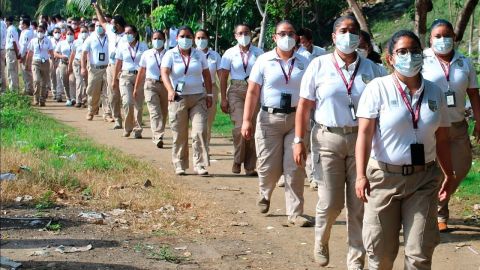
[71,100,76,106]
[75,103,82,108]
[156,140,164,148]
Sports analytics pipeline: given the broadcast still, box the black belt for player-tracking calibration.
[146,78,162,83]
[124,70,138,75]
[90,64,107,69]
[262,106,296,114]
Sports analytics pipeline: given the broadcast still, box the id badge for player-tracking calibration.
[41,58,46,64]
[99,53,105,61]
[175,80,185,93]
[110,52,116,60]
[280,93,292,109]
[445,90,456,107]
[410,143,425,166]
[349,103,357,121]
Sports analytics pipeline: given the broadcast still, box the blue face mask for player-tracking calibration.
[393,53,423,77]
[96,26,104,35]
[177,38,193,50]
[152,39,164,49]
[126,34,135,43]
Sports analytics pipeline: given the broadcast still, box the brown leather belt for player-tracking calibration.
[370,159,436,176]
[317,124,358,135]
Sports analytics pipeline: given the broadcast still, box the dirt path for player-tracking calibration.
[2,100,480,269]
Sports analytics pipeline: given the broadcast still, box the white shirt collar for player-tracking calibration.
[333,50,360,70]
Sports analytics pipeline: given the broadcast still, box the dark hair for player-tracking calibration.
[297,28,313,41]
[31,21,38,28]
[21,19,31,26]
[333,15,360,34]
[153,30,165,39]
[112,15,126,28]
[105,14,112,19]
[431,19,454,32]
[66,26,74,35]
[275,20,295,32]
[6,16,14,23]
[360,30,372,45]
[387,30,422,55]
[88,23,95,29]
[53,27,61,33]
[196,29,209,38]
[234,23,251,33]
[80,25,88,31]
[177,25,194,37]
[37,25,46,32]
[126,25,140,40]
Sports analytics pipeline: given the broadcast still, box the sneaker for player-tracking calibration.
[86,114,93,121]
[194,166,209,176]
[65,100,72,106]
[113,120,123,129]
[277,176,285,187]
[156,140,164,148]
[175,168,186,176]
[245,170,258,176]
[71,99,76,106]
[134,133,142,139]
[314,244,329,266]
[438,222,448,232]
[257,197,270,213]
[123,131,131,137]
[288,215,314,227]
[39,102,46,107]
[232,162,241,174]
[75,103,82,108]
[309,180,318,190]
[104,115,115,122]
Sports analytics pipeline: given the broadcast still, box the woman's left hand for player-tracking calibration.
[438,174,456,202]
[206,96,212,108]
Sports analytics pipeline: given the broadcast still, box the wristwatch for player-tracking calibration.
[293,137,303,144]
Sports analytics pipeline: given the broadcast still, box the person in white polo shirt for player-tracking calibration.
[82,22,109,121]
[69,25,89,108]
[355,29,455,270]
[49,27,62,101]
[294,15,386,269]
[297,27,326,61]
[161,26,213,176]
[113,25,148,138]
[421,19,480,232]
[195,29,222,147]
[54,26,76,106]
[19,19,35,95]
[241,20,312,227]
[135,30,167,148]
[25,25,54,106]
[220,24,264,176]
[0,12,7,92]
[5,16,20,91]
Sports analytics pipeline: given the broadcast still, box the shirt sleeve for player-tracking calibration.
[28,39,34,52]
[299,58,319,101]
[199,51,208,70]
[466,58,479,89]
[160,51,173,69]
[248,58,264,86]
[139,52,147,68]
[219,50,231,70]
[82,38,91,52]
[47,39,54,51]
[356,79,382,119]
[115,45,123,60]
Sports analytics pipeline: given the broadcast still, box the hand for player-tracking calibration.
[355,176,370,203]
[473,122,480,144]
[438,174,456,202]
[167,90,176,102]
[220,98,229,114]
[293,143,306,166]
[206,96,212,108]
[241,120,253,140]
[81,67,87,77]
[133,89,138,99]
[112,79,118,91]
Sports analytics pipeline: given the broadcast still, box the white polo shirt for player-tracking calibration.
[300,52,387,127]
[55,39,74,59]
[106,26,126,65]
[115,41,148,71]
[357,75,450,165]
[83,34,109,66]
[6,25,19,50]
[249,49,309,108]
[73,38,86,61]
[422,48,479,123]
[0,21,7,49]
[19,28,34,57]
[161,47,208,96]
[139,48,165,80]
[201,48,221,83]
[168,27,178,48]
[297,45,327,61]
[220,44,264,80]
[28,37,53,61]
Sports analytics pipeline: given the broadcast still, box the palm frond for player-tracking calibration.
[67,0,92,13]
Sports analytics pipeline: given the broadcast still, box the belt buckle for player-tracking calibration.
[267,107,274,114]
[343,127,351,134]
[402,165,414,176]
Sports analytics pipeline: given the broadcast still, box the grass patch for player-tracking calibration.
[212,101,233,136]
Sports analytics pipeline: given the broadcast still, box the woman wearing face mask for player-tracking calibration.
[69,26,89,108]
[54,26,76,106]
[220,24,264,176]
[358,30,382,65]
[25,25,54,106]
[134,30,168,148]
[241,20,311,226]
[49,27,62,101]
[195,29,222,148]
[422,19,480,232]
[161,26,213,176]
[113,25,148,139]
[293,15,386,269]
[355,30,454,270]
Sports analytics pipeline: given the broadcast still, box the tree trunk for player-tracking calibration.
[256,0,269,49]
[346,0,371,35]
[414,0,433,47]
[469,12,474,55]
[454,0,479,42]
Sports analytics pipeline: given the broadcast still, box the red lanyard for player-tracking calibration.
[331,54,361,97]
[437,57,451,82]
[392,75,424,129]
[277,58,296,84]
[240,50,250,73]
[128,43,139,62]
[180,51,191,75]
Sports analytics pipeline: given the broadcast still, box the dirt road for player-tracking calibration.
[1,100,480,269]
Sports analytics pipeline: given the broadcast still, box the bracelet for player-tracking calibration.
[207,94,213,97]
[356,176,368,181]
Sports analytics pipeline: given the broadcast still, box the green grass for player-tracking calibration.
[212,101,233,136]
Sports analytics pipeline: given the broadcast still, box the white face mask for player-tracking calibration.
[54,33,61,40]
[335,32,360,54]
[80,32,88,40]
[432,37,454,55]
[356,48,368,58]
[236,35,251,47]
[195,39,208,50]
[66,34,74,42]
[276,36,296,52]
[393,53,423,77]
[152,39,164,49]
[177,38,193,50]
[37,32,45,39]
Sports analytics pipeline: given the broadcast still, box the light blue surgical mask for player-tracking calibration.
[432,37,453,55]
[178,38,193,50]
[80,32,88,40]
[126,34,135,43]
[152,39,164,49]
[66,34,74,42]
[96,26,104,35]
[394,53,423,77]
[335,32,360,54]
[195,39,208,50]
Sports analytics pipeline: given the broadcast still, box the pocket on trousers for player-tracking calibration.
[363,213,383,255]
[311,152,323,183]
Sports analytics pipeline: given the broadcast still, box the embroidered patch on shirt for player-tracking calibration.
[428,100,438,111]
[389,100,399,107]
[296,62,305,70]
[361,74,372,84]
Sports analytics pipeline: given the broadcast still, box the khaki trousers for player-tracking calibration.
[6,49,19,90]
[21,56,34,95]
[227,81,257,170]
[312,124,364,269]
[48,59,58,97]
[0,49,6,92]
[168,93,209,170]
[58,62,76,100]
[107,64,122,121]
[144,79,168,144]
[255,110,306,217]
[73,60,87,104]
[207,84,219,146]
[32,60,50,103]
[438,120,472,222]
[86,67,108,116]
[364,159,442,270]
[119,72,144,135]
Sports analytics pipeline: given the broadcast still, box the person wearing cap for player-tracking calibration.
[25,25,54,106]
[0,12,7,92]
[134,30,167,148]
[49,27,62,101]
[294,15,386,269]
[161,26,213,176]
[82,22,109,121]
[241,20,312,227]
[195,29,222,147]
[55,26,77,106]
[69,25,89,108]
[422,19,480,232]
[355,29,455,270]
[19,19,35,95]
[297,27,326,61]
[113,25,148,138]
[220,23,264,176]
[5,16,20,91]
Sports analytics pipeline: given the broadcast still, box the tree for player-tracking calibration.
[453,0,479,42]
[414,0,433,47]
[346,0,371,35]
[256,0,269,49]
